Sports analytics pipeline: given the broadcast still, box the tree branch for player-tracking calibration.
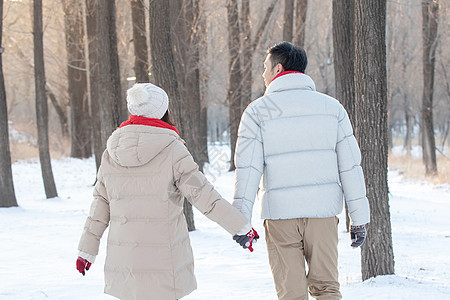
[251,0,277,52]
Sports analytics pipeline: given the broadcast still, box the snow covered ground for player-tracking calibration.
[1,146,450,299]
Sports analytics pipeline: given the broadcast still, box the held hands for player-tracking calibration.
[76,256,92,276]
[350,224,366,248]
[233,228,259,252]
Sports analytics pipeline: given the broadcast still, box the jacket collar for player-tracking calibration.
[107,125,180,167]
[119,115,179,135]
[265,72,316,95]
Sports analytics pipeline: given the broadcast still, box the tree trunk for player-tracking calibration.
[294,0,308,48]
[185,0,207,170]
[97,0,123,151]
[46,85,69,137]
[33,0,58,199]
[150,0,183,132]
[354,0,394,280]
[283,0,294,42]
[131,0,149,83]
[226,0,242,172]
[0,0,18,207]
[228,0,277,171]
[85,0,102,171]
[198,2,209,166]
[169,0,187,97]
[332,0,355,125]
[421,0,439,176]
[177,0,205,232]
[332,0,354,231]
[5,32,69,138]
[388,117,394,150]
[150,0,195,231]
[241,0,277,111]
[240,0,252,111]
[62,0,91,159]
[403,96,412,156]
[241,0,277,110]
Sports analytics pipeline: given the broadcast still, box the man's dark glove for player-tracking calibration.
[233,228,259,252]
[350,224,366,248]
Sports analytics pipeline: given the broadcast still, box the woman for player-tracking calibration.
[76,83,258,300]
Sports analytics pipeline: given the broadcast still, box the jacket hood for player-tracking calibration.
[106,125,180,167]
[265,73,316,95]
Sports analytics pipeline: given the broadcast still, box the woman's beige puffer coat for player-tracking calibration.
[78,125,248,300]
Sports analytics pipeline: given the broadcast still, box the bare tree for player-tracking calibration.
[421,0,439,175]
[33,0,58,198]
[185,0,208,167]
[332,0,355,126]
[294,0,308,47]
[354,0,394,280]
[282,0,308,46]
[283,0,294,42]
[169,0,206,231]
[62,0,91,158]
[197,1,208,167]
[226,0,242,172]
[332,0,354,231]
[150,0,195,231]
[97,0,123,151]
[150,0,183,131]
[170,0,207,169]
[46,86,69,137]
[0,0,18,207]
[228,0,277,171]
[4,35,69,138]
[131,0,149,83]
[240,0,251,114]
[85,0,102,171]
[385,1,421,156]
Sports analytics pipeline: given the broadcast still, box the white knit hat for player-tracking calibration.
[126,83,169,119]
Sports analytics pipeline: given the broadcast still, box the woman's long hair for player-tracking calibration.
[161,110,176,127]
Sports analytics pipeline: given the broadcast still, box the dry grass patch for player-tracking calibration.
[389,151,450,185]
[9,122,70,163]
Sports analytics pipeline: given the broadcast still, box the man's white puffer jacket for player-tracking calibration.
[232,73,370,226]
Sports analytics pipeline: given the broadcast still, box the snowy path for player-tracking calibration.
[1,156,449,299]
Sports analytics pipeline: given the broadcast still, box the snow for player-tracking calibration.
[1,148,450,299]
[8,123,36,145]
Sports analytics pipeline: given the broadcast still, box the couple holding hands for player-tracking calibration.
[76,42,369,300]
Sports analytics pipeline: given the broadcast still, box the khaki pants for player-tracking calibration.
[264,217,342,300]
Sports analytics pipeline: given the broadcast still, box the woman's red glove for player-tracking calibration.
[233,228,259,252]
[76,256,92,276]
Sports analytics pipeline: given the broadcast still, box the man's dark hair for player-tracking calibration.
[268,41,308,73]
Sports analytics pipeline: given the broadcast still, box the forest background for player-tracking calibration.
[2,0,448,173]
[0,0,449,285]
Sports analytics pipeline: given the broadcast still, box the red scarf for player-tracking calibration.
[271,70,303,83]
[119,115,179,135]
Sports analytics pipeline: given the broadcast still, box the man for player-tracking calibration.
[231,42,370,300]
